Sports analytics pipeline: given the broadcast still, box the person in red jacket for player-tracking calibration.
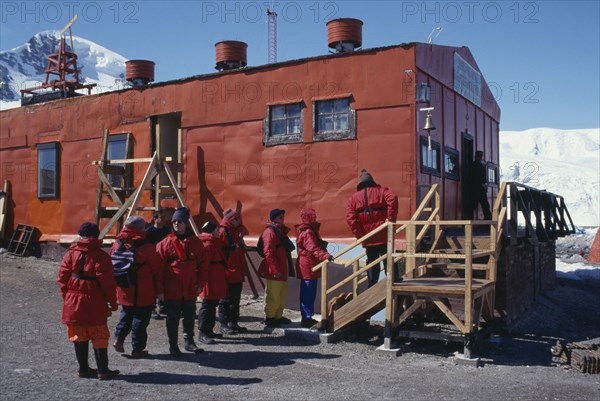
[156,207,204,356]
[111,216,163,358]
[218,208,249,334]
[57,222,120,380]
[346,169,399,287]
[295,208,334,328]
[197,221,228,344]
[258,209,295,328]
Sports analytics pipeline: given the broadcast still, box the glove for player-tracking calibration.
[327,256,334,262]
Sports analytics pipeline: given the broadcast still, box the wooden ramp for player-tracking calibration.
[331,279,387,331]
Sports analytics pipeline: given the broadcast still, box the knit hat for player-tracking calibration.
[172,207,190,222]
[269,208,285,222]
[300,208,317,225]
[78,222,100,239]
[201,221,218,233]
[124,215,146,230]
[359,169,375,185]
[223,208,239,222]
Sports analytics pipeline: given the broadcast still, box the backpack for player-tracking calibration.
[111,239,145,288]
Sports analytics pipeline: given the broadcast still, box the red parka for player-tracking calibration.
[198,233,228,300]
[110,226,163,307]
[218,215,248,284]
[296,222,332,280]
[258,222,292,281]
[346,184,399,246]
[57,238,117,326]
[156,232,204,301]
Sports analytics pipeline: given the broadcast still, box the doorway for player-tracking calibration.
[461,131,474,219]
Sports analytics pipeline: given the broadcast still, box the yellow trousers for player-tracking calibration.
[264,279,288,319]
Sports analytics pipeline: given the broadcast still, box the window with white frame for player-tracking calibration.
[487,162,498,186]
[263,103,303,146]
[444,147,460,180]
[420,136,441,175]
[313,97,356,141]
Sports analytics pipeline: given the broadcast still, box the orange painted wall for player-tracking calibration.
[0,43,499,241]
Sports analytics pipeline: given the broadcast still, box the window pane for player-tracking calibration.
[287,118,301,134]
[271,105,285,120]
[317,100,333,115]
[432,149,438,170]
[38,148,56,196]
[286,103,301,117]
[271,120,286,135]
[107,139,126,160]
[334,114,348,131]
[422,145,429,167]
[334,98,349,113]
[318,115,333,132]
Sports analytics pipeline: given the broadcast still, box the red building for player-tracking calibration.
[0,19,500,244]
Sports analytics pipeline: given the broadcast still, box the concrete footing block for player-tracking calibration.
[376,344,402,356]
[454,352,481,367]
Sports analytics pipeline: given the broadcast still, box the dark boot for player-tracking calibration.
[228,322,248,333]
[184,334,204,353]
[167,320,181,356]
[93,348,120,380]
[74,341,97,378]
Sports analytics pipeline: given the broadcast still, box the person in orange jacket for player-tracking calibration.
[197,221,228,344]
[218,208,249,334]
[258,209,295,328]
[156,207,204,356]
[111,216,163,358]
[57,222,120,380]
[346,169,398,287]
[295,208,333,328]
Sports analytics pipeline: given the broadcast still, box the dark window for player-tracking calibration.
[37,142,59,199]
[313,97,356,141]
[444,147,460,180]
[487,162,498,186]
[263,103,303,146]
[420,136,441,175]
[107,134,130,189]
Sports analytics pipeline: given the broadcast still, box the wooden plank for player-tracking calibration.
[105,156,173,164]
[332,279,387,331]
[464,224,473,329]
[125,153,159,221]
[397,298,425,325]
[96,167,124,208]
[327,254,386,295]
[94,129,109,224]
[391,278,493,296]
[432,297,467,333]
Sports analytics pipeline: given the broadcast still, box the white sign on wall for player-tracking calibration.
[454,53,481,107]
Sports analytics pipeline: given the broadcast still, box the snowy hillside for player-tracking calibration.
[500,128,600,227]
[0,31,127,109]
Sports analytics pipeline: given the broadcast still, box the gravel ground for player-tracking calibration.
[1,253,599,401]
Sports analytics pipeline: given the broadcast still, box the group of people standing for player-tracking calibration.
[63,164,492,380]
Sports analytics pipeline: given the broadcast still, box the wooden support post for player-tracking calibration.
[94,129,109,224]
[406,222,416,277]
[384,222,394,349]
[125,153,159,221]
[352,260,358,298]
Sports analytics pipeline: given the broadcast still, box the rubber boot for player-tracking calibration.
[74,341,96,378]
[184,334,203,354]
[93,348,120,380]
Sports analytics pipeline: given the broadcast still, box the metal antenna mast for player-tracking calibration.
[267,5,277,63]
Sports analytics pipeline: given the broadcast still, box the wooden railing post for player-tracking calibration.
[352,260,358,298]
[320,259,328,332]
[464,224,473,332]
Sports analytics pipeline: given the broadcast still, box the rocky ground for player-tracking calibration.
[0,252,599,401]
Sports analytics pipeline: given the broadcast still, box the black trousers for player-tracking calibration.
[198,299,219,335]
[165,299,196,345]
[472,187,492,220]
[218,282,243,324]
[365,244,388,288]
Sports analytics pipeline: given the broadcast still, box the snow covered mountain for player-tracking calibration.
[500,128,600,227]
[0,30,127,109]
